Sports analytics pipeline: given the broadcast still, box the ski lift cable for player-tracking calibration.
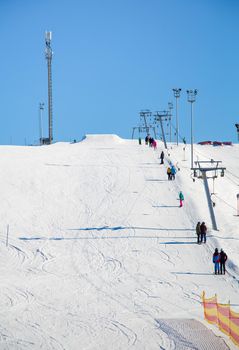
[224,173,239,187]
[226,169,239,181]
[213,193,237,211]
[170,123,185,142]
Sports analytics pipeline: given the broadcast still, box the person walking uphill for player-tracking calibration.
[213,248,220,274]
[170,165,176,180]
[200,222,207,243]
[196,222,201,244]
[160,151,164,164]
[220,249,228,274]
[167,167,171,180]
[152,139,157,150]
[179,191,184,207]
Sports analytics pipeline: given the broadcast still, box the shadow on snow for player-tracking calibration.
[68,226,194,232]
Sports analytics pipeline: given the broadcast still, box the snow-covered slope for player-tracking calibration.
[0,135,238,349]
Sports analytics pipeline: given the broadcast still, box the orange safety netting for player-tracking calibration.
[202,291,239,346]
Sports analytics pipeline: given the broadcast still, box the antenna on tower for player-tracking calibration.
[45,31,53,144]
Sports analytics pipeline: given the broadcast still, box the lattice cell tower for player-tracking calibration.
[45,31,53,144]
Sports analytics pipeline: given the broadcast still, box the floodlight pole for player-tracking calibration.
[45,31,53,144]
[168,102,173,143]
[187,89,198,169]
[173,88,181,146]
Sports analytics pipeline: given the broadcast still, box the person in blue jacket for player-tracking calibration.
[213,248,220,274]
[171,165,176,180]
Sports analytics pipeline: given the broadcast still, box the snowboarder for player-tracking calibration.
[219,249,228,274]
[196,222,201,244]
[213,248,220,274]
[160,151,164,164]
[179,191,184,207]
[145,135,149,145]
[167,167,171,180]
[200,222,207,243]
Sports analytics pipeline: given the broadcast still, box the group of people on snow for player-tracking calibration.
[145,135,157,149]
[213,248,228,274]
[195,222,228,274]
[167,164,177,180]
[195,221,207,244]
[142,135,229,276]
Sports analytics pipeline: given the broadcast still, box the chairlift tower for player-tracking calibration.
[45,31,53,144]
[193,160,226,231]
[154,111,170,149]
[140,110,152,135]
[132,110,156,139]
[172,88,181,146]
[132,126,148,139]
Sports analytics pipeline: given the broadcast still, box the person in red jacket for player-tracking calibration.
[219,249,228,274]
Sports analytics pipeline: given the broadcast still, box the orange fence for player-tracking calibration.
[202,291,239,347]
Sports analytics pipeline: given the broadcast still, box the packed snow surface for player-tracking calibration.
[0,134,238,349]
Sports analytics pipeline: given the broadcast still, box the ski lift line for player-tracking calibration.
[213,193,237,211]
[193,149,212,162]
[226,169,239,181]
[223,170,239,186]
[224,174,239,187]
[169,123,185,142]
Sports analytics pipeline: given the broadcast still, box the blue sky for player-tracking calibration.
[0,0,239,145]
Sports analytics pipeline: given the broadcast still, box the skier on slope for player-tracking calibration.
[179,191,184,207]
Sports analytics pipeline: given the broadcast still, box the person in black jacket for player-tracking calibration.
[160,151,164,164]
[200,222,207,243]
[196,222,201,244]
[219,249,228,274]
